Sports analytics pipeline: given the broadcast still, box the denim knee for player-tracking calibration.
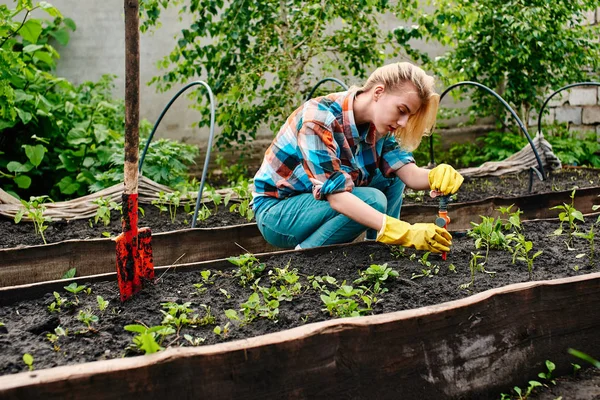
[356,187,388,214]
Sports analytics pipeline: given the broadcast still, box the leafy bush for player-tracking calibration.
[0,1,198,200]
[402,0,600,125]
[139,0,420,151]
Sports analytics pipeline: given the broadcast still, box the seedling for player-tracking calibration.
[91,196,121,226]
[460,252,495,290]
[192,283,207,295]
[228,253,266,287]
[77,308,99,332]
[411,252,440,279]
[14,195,53,244]
[124,323,175,354]
[46,326,68,351]
[225,309,240,321]
[219,288,232,299]
[550,188,585,249]
[230,199,254,221]
[354,263,398,285]
[537,360,556,385]
[183,334,205,346]
[161,302,193,334]
[194,304,217,326]
[511,234,543,279]
[152,190,182,223]
[468,216,514,264]
[22,353,34,371]
[240,292,280,323]
[48,291,66,313]
[96,295,109,312]
[64,282,86,305]
[497,204,523,233]
[213,322,231,338]
[194,205,212,222]
[200,270,214,284]
[508,380,542,400]
[61,268,76,279]
[574,225,595,267]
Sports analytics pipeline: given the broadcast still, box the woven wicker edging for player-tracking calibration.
[0,272,599,399]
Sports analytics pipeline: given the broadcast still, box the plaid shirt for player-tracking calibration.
[252,91,415,210]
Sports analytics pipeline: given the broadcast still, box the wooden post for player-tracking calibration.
[124,0,139,195]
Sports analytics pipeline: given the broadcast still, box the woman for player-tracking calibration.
[252,62,463,252]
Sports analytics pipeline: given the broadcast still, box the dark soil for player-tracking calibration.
[527,367,600,399]
[0,203,251,249]
[0,218,597,396]
[404,168,599,205]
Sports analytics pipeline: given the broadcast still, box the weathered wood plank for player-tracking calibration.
[0,272,599,399]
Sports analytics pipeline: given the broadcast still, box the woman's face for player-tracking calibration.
[371,83,422,135]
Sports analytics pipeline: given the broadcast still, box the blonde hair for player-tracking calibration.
[359,62,440,151]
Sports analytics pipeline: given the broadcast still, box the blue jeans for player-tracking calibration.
[254,171,405,249]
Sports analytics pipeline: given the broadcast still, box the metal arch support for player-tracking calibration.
[306,77,349,101]
[537,82,600,135]
[429,81,546,180]
[137,80,216,229]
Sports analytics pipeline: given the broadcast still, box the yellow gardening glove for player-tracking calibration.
[376,215,452,253]
[428,164,464,195]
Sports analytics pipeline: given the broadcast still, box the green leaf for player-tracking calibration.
[138,332,161,354]
[16,108,32,124]
[63,18,77,31]
[22,44,44,53]
[49,29,70,46]
[61,268,76,279]
[23,144,46,167]
[7,161,33,173]
[124,324,148,333]
[22,353,33,366]
[19,19,42,43]
[33,51,55,66]
[224,309,239,320]
[14,175,32,189]
[39,2,62,17]
[57,176,80,195]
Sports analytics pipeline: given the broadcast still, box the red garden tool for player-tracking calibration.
[115,0,154,302]
[430,191,451,261]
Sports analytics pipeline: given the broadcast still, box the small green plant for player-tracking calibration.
[192,283,207,295]
[91,196,121,226]
[213,322,231,338]
[22,353,34,371]
[160,301,193,334]
[64,282,86,305]
[507,380,543,400]
[183,334,205,346]
[228,253,266,287]
[194,304,217,326]
[46,326,68,351]
[354,263,399,285]
[219,288,232,299]
[61,268,76,279]
[47,291,66,312]
[411,252,440,279]
[574,225,595,268]
[96,295,109,312]
[460,252,495,290]
[229,199,254,221]
[194,204,212,223]
[550,188,585,249]
[511,234,543,279]
[124,323,175,354]
[77,308,99,331]
[537,360,556,385]
[240,292,280,323]
[200,270,213,284]
[14,195,53,244]
[152,190,182,223]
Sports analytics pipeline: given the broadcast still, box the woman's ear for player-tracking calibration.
[373,85,385,102]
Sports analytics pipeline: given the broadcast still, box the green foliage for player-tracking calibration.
[77,308,98,331]
[407,0,600,124]
[61,267,76,279]
[550,189,585,249]
[140,0,419,151]
[152,190,183,223]
[96,295,109,312]
[22,353,34,371]
[410,252,441,279]
[124,323,175,355]
[228,253,266,287]
[91,197,121,227]
[511,235,543,279]
[574,225,595,268]
[1,2,198,200]
[13,195,52,244]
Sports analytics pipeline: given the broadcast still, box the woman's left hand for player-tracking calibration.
[428,164,464,195]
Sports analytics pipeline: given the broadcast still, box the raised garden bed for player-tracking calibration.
[0,214,598,399]
[1,168,599,287]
